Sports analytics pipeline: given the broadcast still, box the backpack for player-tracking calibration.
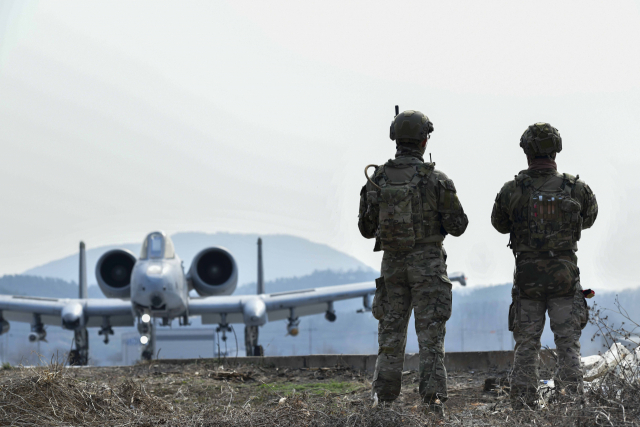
[512,172,583,251]
[371,162,435,251]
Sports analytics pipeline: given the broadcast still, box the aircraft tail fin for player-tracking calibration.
[257,238,264,295]
[79,241,88,299]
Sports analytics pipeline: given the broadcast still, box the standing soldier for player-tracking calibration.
[358,109,468,414]
[491,123,598,409]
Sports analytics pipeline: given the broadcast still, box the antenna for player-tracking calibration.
[79,241,87,299]
[430,153,432,163]
[257,238,264,295]
[394,105,399,117]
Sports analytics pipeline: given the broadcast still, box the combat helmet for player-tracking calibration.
[390,110,434,143]
[520,122,562,156]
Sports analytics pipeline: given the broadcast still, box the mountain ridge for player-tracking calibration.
[23,232,375,286]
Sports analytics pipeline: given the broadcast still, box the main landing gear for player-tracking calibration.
[244,325,263,356]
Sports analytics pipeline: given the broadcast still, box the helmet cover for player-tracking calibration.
[390,110,434,143]
[520,122,562,156]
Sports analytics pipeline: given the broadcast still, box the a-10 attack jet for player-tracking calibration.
[0,231,466,365]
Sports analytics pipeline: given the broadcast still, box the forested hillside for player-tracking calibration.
[23,232,375,286]
[1,271,639,365]
[235,269,378,295]
[0,275,103,298]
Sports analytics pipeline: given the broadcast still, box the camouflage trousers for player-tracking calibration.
[509,251,589,408]
[372,244,452,403]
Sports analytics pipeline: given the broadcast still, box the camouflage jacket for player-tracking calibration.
[358,156,468,251]
[491,168,598,252]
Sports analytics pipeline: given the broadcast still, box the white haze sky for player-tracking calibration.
[1,0,640,291]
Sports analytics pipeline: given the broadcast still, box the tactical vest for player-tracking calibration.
[511,172,583,251]
[369,162,441,251]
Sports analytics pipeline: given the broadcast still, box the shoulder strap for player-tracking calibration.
[374,164,389,187]
[561,173,579,197]
[415,163,435,182]
[514,172,533,189]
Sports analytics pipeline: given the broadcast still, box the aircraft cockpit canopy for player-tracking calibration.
[139,232,175,260]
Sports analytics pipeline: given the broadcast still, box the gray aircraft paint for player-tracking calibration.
[0,231,466,363]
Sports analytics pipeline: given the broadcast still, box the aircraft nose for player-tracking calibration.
[150,294,164,308]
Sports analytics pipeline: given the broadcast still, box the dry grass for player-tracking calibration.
[0,357,638,426]
[0,359,172,426]
[1,299,639,426]
[0,360,429,426]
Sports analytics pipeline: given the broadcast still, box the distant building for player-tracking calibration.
[121,328,234,365]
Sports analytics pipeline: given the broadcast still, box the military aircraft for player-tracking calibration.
[0,231,466,364]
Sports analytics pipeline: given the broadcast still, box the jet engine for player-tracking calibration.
[96,249,136,299]
[189,247,238,296]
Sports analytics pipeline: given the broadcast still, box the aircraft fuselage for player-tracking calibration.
[130,256,188,320]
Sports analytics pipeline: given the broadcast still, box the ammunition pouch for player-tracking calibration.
[372,276,387,320]
[576,288,589,330]
[511,173,582,251]
[580,298,589,330]
[508,286,520,332]
[508,301,517,332]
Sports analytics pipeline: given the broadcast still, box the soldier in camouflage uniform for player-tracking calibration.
[491,123,598,409]
[358,110,468,412]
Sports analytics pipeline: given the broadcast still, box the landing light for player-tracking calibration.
[140,335,149,345]
[141,314,151,323]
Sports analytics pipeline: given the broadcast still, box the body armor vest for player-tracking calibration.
[369,162,441,251]
[511,172,582,251]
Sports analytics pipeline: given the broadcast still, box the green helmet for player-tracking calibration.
[389,110,434,143]
[520,122,562,156]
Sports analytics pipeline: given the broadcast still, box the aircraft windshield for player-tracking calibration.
[148,234,164,259]
[139,232,175,259]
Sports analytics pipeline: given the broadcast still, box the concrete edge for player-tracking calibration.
[150,350,557,372]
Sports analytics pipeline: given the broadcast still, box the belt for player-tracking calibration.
[516,250,576,262]
[414,241,442,247]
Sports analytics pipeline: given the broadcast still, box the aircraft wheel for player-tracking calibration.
[68,350,80,365]
[253,345,264,357]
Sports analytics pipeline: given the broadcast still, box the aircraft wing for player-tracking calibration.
[0,295,66,326]
[190,272,467,326]
[83,299,135,327]
[261,281,374,321]
[0,295,134,328]
[190,281,375,324]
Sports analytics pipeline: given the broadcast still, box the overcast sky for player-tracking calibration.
[1,0,639,290]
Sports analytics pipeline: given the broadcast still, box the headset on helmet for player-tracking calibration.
[520,122,562,156]
[390,109,434,143]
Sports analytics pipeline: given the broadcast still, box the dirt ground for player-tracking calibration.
[64,359,513,411]
[0,359,586,426]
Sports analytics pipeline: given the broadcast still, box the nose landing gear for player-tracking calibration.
[138,315,156,361]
